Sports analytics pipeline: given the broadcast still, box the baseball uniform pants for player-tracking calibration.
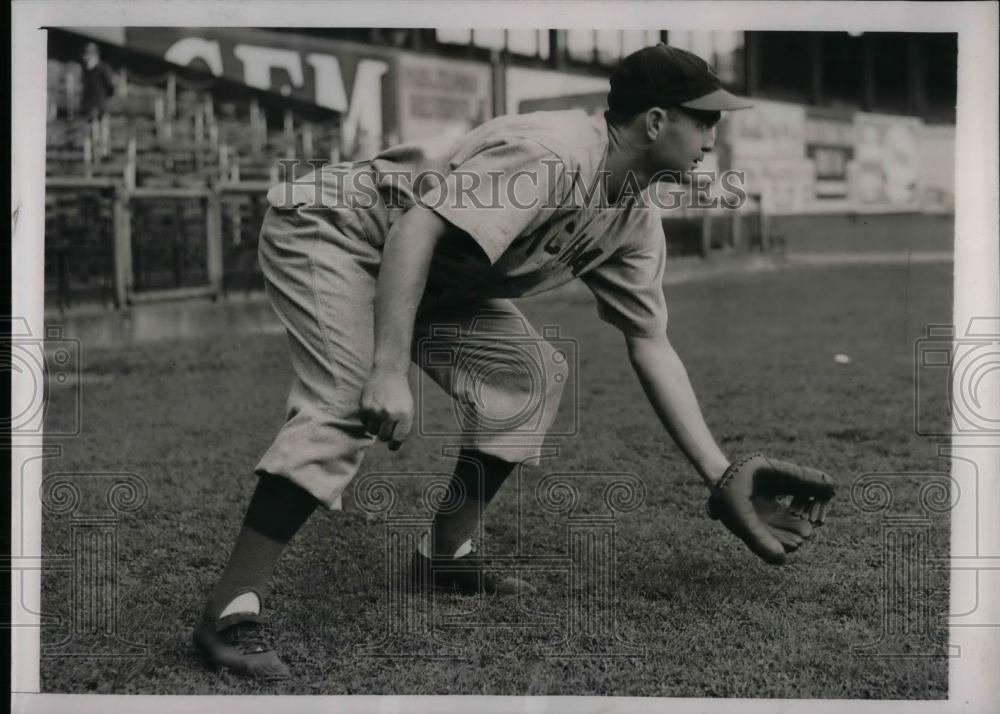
[254,165,569,510]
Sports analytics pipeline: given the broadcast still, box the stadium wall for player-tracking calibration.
[53,26,955,214]
[42,28,956,314]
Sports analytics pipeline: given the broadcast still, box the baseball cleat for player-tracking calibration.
[410,550,536,596]
[193,612,291,681]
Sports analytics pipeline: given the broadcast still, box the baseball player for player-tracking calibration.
[193,44,835,681]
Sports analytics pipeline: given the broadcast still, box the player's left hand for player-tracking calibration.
[706,453,835,565]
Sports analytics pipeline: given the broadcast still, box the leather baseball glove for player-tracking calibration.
[707,453,835,565]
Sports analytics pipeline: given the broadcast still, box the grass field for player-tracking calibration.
[40,260,953,697]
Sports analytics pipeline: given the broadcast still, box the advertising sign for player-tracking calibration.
[396,54,491,144]
[917,124,956,213]
[722,98,807,160]
[851,112,922,211]
[722,99,812,214]
[125,27,398,158]
[505,66,609,116]
[805,109,855,203]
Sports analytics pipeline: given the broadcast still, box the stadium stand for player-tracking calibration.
[43,28,954,313]
[45,29,341,309]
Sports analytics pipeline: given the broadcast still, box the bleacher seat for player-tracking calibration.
[46,55,344,306]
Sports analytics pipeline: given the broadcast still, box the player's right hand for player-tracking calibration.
[359,371,414,451]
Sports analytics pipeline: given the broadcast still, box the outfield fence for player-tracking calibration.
[661,198,769,258]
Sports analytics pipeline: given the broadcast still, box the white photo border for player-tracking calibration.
[11,2,999,712]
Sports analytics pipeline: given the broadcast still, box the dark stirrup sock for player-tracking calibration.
[432,450,516,557]
[243,472,320,542]
[203,473,319,621]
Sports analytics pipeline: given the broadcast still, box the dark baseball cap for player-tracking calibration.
[608,43,753,114]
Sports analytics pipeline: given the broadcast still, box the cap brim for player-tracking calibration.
[681,88,753,111]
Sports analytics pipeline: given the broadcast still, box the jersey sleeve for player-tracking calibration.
[417,138,568,264]
[580,212,669,338]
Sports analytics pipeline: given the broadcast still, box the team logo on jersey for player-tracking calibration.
[523,212,608,276]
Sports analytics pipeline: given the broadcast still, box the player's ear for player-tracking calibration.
[645,107,668,141]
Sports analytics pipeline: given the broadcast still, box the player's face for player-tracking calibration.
[650,107,719,178]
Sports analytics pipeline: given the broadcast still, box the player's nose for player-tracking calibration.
[702,126,717,152]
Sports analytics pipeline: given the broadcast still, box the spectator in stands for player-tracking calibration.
[80,42,115,120]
